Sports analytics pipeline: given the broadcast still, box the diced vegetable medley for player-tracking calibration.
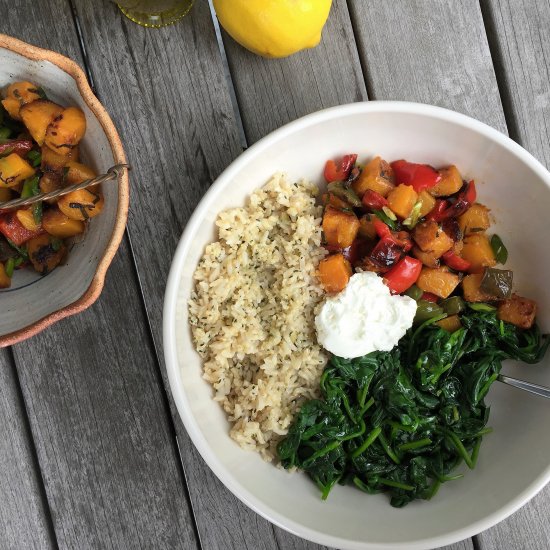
[0,81,104,287]
[318,154,536,330]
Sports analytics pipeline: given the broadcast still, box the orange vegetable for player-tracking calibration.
[57,187,104,221]
[322,205,360,248]
[436,315,462,332]
[42,208,85,238]
[497,294,537,330]
[318,253,352,293]
[412,246,440,268]
[462,272,497,303]
[416,266,460,299]
[358,214,377,240]
[458,203,491,235]
[0,153,35,188]
[1,81,41,120]
[352,156,395,198]
[44,107,86,155]
[19,99,64,145]
[15,209,41,232]
[418,190,436,218]
[387,183,418,219]
[65,161,96,184]
[412,220,454,258]
[430,165,463,197]
[27,234,66,275]
[461,233,496,273]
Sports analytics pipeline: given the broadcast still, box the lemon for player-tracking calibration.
[213,0,333,58]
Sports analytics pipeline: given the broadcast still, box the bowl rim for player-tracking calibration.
[163,101,550,550]
[0,34,129,347]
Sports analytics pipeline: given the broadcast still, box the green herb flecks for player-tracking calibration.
[278,310,549,507]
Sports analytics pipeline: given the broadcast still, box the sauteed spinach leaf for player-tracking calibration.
[278,310,549,506]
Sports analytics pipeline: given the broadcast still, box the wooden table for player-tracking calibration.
[1,1,548,549]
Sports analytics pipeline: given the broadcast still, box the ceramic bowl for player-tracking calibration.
[164,102,550,550]
[0,34,129,346]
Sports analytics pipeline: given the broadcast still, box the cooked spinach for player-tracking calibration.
[278,310,549,507]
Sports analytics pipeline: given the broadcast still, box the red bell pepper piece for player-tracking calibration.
[0,140,33,158]
[391,159,441,193]
[0,212,44,246]
[383,256,422,294]
[373,217,392,239]
[324,154,358,183]
[442,251,471,271]
[421,292,439,303]
[362,189,388,211]
[427,181,477,222]
[341,238,372,266]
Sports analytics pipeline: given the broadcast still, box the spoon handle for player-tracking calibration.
[498,374,550,400]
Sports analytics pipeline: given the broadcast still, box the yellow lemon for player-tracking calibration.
[213,0,333,58]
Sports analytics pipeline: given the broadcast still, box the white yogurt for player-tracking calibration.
[315,272,417,359]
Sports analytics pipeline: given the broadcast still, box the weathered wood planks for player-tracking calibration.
[1,2,199,548]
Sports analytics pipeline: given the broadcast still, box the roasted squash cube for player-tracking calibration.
[387,184,418,220]
[27,234,66,275]
[412,246,440,268]
[20,99,64,145]
[65,161,96,184]
[0,262,11,288]
[57,187,104,221]
[45,107,86,155]
[416,266,460,299]
[462,272,497,302]
[418,190,436,218]
[1,81,41,120]
[358,214,376,240]
[436,315,462,332]
[352,156,395,198]
[322,205,360,248]
[461,233,496,273]
[412,220,453,258]
[430,165,463,197]
[318,253,352,293]
[498,294,537,329]
[42,208,85,238]
[458,203,491,235]
[0,153,35,188]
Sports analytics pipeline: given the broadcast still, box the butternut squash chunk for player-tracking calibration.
[15,209,41,232]
[418,190,436,218]
[497,294,537,330]
[430,165,463,197]
[1,81,41,120]
[387,184,418,219]
[57,187,104,220]
[0,153,35,188]
[322,205,360,248]
[416,267,460,299]
[412,246,440,268]
[412,220,453,258]
[462,272,497,302]
[436,315,462,332]
[0,262,11,288]
[20,100,64,145]
[42,208,85,238]
[318,253,352,293]
[458,203,491,235]
[44,107,86,155]
[65,161,96,184]
[461,233,496,273]
[27,234,66,275]
[352,156,395,198]
[358,214,376,240]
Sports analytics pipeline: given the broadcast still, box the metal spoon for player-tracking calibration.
[498,374,550,399]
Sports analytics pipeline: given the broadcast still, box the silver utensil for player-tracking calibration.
[498,374,550,400]
[0,163,129,211]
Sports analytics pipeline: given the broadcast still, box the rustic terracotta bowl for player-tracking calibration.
[0,35,129,346]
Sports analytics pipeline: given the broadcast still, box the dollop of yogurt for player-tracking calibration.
[315,272,417,359]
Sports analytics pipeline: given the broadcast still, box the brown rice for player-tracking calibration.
[188,173,328,461]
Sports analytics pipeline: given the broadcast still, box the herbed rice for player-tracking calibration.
[188,173,328,461]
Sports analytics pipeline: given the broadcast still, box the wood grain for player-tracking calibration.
[1,2,199,548]
[221,0,368,143]
[473,1,550,546]
[0,348,55,550]
[348,0,507,134]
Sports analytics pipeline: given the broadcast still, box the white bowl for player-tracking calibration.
[163,102,550,550]
[0,35,129,345]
